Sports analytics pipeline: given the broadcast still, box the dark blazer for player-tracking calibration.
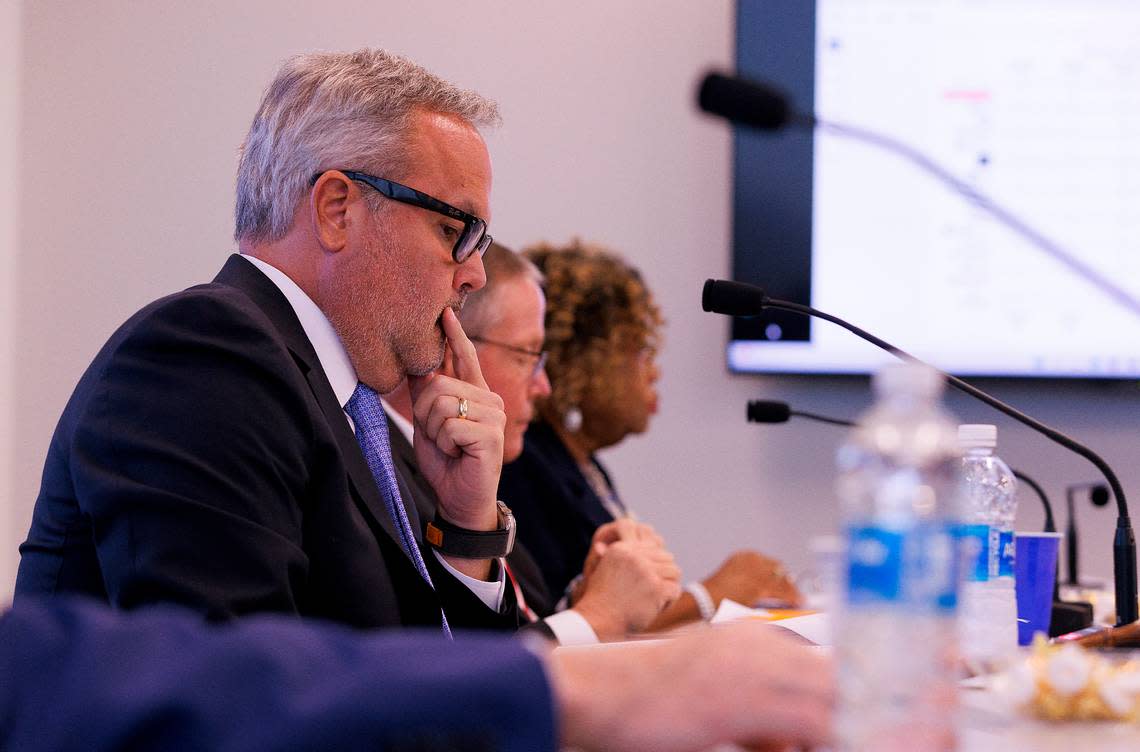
[1,597,556,752]
[497,419,618,599]
[386,416,556,620]
[16,254,516,630]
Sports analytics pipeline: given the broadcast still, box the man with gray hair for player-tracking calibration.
[17,48,519,630]
[10,49,836,750]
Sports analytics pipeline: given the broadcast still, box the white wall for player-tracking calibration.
[1,1,22,604]
[7,1,1138,601]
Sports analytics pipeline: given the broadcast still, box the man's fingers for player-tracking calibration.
[429,409,505,460]
[632,522,664,547]
[440,307,488,390]
[411,373,504,436]
[656,562,682,583]
[594,518,661,546]
[592,520,628,545]
[420,392,502,442]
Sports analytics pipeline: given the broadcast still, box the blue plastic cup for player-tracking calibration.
[1014,532,1062,645]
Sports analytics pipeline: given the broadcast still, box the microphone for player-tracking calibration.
[707,278,1138,626]
[745,400,790,424]
[746,399,1057,532]
[696,73,806,131]
[703,279,771,318]
[749,396,1088,633]
[747,399,850,428]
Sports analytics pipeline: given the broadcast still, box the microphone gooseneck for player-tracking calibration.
[696,71,1140,320]
[750,398,1057,532]
[1013,471,1056,534]
[708,278,1137,625]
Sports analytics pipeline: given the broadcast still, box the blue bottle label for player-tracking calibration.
[998,530,1015,578]
[960,523,991,582]
[846,524,959,612]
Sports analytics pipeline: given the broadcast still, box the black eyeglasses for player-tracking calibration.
[311,170,492,263]
[470,336,548,378]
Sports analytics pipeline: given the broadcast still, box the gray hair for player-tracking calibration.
[458,242,544,337]
[234,48,500,244]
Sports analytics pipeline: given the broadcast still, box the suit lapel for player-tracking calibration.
[304,369,410,554]
[532,420,616,527]
[385,414,439,532]
[212,254,414,566]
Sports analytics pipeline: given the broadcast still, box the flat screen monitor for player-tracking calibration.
[729,0,1140,379]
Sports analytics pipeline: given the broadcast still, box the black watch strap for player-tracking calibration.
[426,501,516,559]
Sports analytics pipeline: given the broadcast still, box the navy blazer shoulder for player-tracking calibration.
[17,255,516,630]
[1,597,556,752]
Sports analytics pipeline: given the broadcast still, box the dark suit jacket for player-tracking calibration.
[497,419,618,599]
[1,597,556,752]
[386,415,556,620]
[16,254,516,630]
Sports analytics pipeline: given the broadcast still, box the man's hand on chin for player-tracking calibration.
[409,307,505,580]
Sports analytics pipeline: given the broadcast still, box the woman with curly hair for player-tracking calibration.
[499,240,800,629]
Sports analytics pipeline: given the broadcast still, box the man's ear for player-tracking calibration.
[310,171,354,253]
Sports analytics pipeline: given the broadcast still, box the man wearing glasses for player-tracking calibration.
[9,49,836,751]
[383,244,682,644]
[16,49,520,632]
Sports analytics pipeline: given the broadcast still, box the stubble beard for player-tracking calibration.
[333,229,462,384]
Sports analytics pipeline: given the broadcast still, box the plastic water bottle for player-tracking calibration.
[835,362,964,751]
[958,424,1018,667]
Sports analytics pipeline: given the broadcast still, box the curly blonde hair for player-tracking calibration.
[523,240,663,429]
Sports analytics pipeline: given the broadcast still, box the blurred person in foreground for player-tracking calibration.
[1,596,834,751]
[499,240,801,628]
[384,243,682,644]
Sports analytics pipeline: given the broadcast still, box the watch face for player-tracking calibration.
[496,500,513,525]
[497,501,516,556]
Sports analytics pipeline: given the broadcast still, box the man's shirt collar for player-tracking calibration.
[241,254,357,409]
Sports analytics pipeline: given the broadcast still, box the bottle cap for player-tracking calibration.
[959,423,997,449]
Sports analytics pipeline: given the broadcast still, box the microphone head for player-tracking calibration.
[1091,485,1111,507]
[697,71,792,131]
[702,279,769,317]
[746,400,791,424]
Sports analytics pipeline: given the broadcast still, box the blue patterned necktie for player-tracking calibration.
[345,382,451,637]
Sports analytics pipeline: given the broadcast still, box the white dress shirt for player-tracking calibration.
[241,254,505,611]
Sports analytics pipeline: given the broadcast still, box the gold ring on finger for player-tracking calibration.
[457,397,469,420]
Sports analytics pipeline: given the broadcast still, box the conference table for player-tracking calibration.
[756,601,1140,749]
[557,609,1140,751]
[959,682,1140,751]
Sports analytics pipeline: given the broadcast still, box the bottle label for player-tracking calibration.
[988,527,1002,578]
[960,523,991,582]
[845,524,959,612]
[998,530,1015,578]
